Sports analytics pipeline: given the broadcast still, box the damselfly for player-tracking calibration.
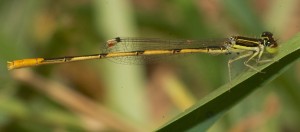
[7,32,278,80]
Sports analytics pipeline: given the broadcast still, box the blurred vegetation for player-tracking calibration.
[0,0,300,131]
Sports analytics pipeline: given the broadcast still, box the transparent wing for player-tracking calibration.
[101,37,229,64]
[104,37,229,51]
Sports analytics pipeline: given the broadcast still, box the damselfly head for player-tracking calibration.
[261,32,278,54]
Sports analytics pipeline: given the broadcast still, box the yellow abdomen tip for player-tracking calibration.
[7,58,44,70]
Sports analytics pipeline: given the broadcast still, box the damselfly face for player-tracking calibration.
[261,31,278,54]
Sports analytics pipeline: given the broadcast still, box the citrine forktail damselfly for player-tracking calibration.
[7,32,278,81]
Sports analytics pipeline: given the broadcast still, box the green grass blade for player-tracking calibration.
[156,33,300,132]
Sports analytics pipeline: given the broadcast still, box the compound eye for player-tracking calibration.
[262,31,273,37]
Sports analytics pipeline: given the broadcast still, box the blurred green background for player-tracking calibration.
[1,0,300,131]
